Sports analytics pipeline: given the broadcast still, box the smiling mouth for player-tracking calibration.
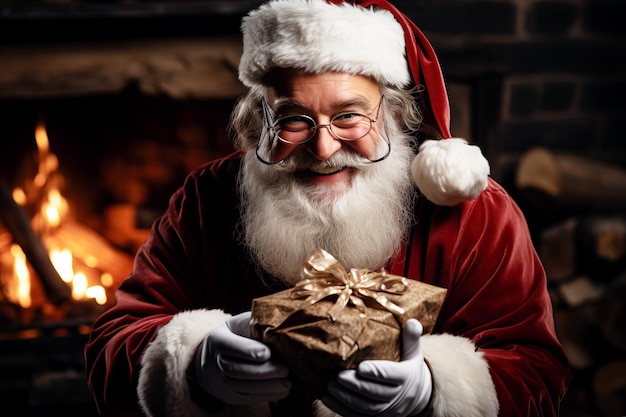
[294,166,351,183]
[309,166,346,175]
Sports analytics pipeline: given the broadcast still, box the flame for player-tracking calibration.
[35,123,50,154]
[100,273,114,287]
[4,120,110,309]
[33,122,58,189]
[10,244,32,308]
[42,188,68,229]
[12,187,27,206]
[71,272,88,299]
[86,285,107,305]
[50,248,74,282]
[49,247,108,305]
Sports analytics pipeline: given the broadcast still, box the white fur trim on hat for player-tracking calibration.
[411,138,490,206]
[239,0,410,88]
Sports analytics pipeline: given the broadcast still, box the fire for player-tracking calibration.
[11,244,31,308]
[48,246,110,305]
[42,189,68,229]
[3,120,110,310]
[50,248,74,282]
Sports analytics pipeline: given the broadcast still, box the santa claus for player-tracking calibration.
[85,1,571,416]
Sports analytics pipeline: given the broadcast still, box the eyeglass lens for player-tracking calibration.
[256,97,390,165]
[275,113,373,143]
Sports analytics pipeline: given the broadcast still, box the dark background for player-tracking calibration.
[0,1,625,416]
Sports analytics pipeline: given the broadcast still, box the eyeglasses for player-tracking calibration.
[262,96,383,144]
[256,95,390,165]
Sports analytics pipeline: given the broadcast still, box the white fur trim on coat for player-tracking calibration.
[422,333,499,417]
[137,310,497,417]
[137,309,231,417]
[239,0,410,88]
[312,333,499,417]
[411,138,490,206]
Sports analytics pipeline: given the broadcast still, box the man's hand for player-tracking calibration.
[193,311,291,405]
[322,319,432,417]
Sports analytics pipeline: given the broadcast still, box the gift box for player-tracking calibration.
[250,248,447,396]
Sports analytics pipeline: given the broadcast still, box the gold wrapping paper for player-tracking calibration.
[250,249,447,396]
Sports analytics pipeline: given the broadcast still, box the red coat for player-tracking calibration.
[85,151,570,417]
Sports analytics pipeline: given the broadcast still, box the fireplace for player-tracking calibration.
[0,1,258,413]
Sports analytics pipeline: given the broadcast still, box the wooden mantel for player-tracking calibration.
[0,37,248,100]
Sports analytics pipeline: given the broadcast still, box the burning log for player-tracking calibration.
[47,218,134,285]
[0,181,71,304]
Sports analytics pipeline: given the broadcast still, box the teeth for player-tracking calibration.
[312,166,343,175]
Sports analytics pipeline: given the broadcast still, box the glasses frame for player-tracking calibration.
[264,95,384,144]
[256,95,391,165]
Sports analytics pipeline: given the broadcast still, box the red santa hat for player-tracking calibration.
[239,0,490,206]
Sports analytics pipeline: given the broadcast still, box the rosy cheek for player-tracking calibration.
[272,142,300,162]
[346,136,380,159]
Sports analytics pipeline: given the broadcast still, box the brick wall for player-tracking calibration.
[397,0,626,181]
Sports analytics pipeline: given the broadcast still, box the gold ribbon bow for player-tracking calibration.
[290,249,408,322]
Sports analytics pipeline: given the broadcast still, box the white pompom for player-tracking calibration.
[410,138,490,206]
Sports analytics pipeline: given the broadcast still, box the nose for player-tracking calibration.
[307,124,342,160]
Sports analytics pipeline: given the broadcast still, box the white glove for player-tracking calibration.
[322,319,432,417]
[194,311,292,405]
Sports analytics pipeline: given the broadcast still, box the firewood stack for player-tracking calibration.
[516,147,626,416]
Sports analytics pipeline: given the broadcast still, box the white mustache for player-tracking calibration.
[272,149,371,174]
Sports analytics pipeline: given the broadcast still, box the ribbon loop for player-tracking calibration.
[291,249,408,321]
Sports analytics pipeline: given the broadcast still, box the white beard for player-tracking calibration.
[238,136,416,285]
